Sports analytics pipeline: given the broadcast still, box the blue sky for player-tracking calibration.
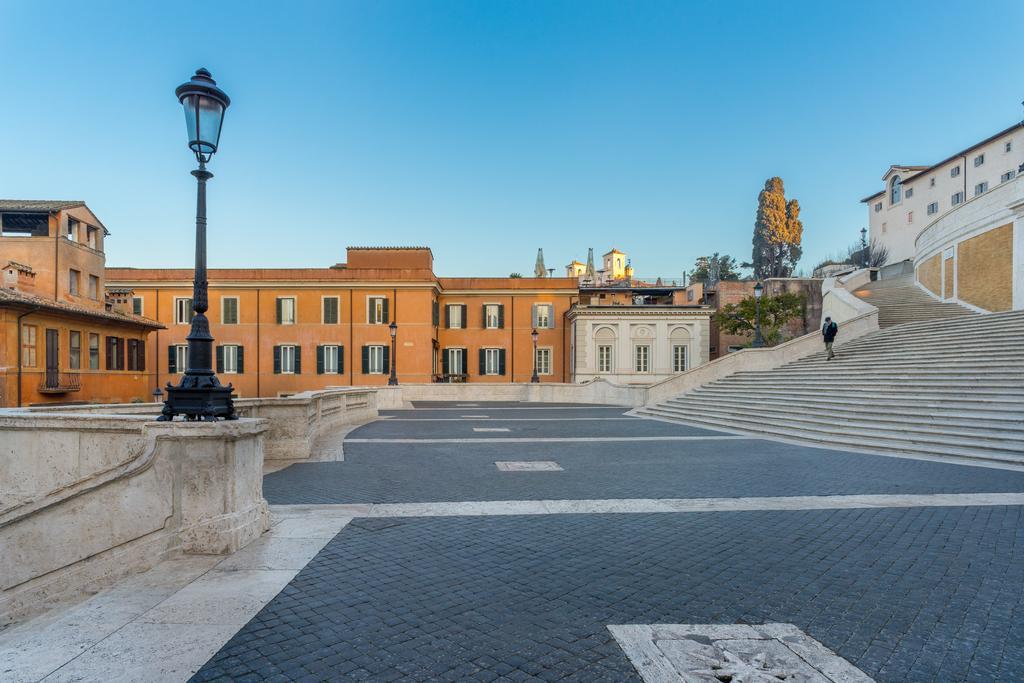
[1,1,1021,277]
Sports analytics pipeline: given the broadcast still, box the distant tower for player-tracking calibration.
[624,258,634,281]
[534,248,547,278]
[681,270,688,287]
[584,248,596,281]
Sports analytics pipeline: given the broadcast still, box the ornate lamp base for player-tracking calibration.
[158,378,238,422]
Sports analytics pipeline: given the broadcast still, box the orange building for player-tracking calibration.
[0,201,163,407]
[106,247,579,398]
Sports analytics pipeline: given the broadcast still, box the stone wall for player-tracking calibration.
[957,223,1014,312]
[366,380,648,409]
[0,415,269,626]
[917,253,942,297]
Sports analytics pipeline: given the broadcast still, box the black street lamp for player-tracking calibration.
[751,282,766,348]
[388,321,398,386]
[158,68,237,421]
[860,227,869,268]
[530,328,540,383]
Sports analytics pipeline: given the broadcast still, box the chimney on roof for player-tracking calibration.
[3,261,36,293]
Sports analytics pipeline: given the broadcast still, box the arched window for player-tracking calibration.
[890,175,902,205]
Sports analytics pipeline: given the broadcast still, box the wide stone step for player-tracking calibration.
[787,359,1024,372]
[711,376,1024,389]
[689,385,1024,404]
[738,367,1024,379]
[651,398,1024,437]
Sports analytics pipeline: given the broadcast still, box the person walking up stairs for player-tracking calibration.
[822,316,838,360]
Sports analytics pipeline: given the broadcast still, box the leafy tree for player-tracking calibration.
[748,177,804,279]
[846,238,889,269]
[690,253,743,282]
[714,291,806,346]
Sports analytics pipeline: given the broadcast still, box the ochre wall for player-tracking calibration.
[916,253,942,296]
[943,258,954,299]
[956,223,1014,312]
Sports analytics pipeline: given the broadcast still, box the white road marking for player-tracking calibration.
[460,415,490,418]
[495,461,563,471]
[272,492,1024,518]
[473,427,511,432]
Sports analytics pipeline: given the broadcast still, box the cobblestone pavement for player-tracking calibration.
[195,403,1024,682]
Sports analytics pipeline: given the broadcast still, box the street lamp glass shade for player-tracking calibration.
[531,329,539,343]
[176,68,230,160]
[389,321,397,338]
[753,282,763,299]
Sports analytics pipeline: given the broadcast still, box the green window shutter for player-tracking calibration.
[361,346,370,374]
[216,345,224,373]
[275,298,282,324]
[167,345,176,374]
[442,349,450,375]
[461,305,467,328]
[237,346,244,374]
[317,345,325,374]
[531,305,538,329]
[498,304,505,329]
[432,301,439,326]
[138,341,146,372]
[499,349,506,375]
[273,346,281,374]
[444,305,451,328]
[382,298,389,324]
[482,304,488,327]
[382,345,390,374]
[479,348,486,375]
[294,346,301,374]
[338,346,344,374]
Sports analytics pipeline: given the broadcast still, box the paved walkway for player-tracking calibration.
[4,402,1024,682]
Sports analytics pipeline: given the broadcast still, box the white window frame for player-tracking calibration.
[368,344,385,374]
[221,296,239,324]
[447,347,465,375]
[484,347,501,375]
[66,219,77,242]
[672,344,688,373]
[873,202,881,212]
[1001,170,1017,183]
[367,297,386,325]
[534,303,553,329]
[951,191,964,206]
[322,296,340,324]
[280,345,297,374]
[174,297,193,324]
[974,182,988,196]
[1006,140,1013,153]
[974,154,985,167]
[323,344,340,374]
[634,344,650,373]
[535,347,552,376]
[927,202,939,216]
[951,165,961,178]
[484,304,500,329]
[279,297,296,325]
[223,344,239,374]
[174,344,189,373]
[132,296,144,316]
[447,304,464,329]
[597,344,613,373]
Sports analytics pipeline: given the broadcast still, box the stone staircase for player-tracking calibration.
[636,310,1024,464]
[852,274,975,327]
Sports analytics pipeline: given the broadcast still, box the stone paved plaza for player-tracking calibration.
[193,403,1024,682]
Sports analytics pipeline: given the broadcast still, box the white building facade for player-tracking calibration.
[568,306,711,385]
[863,122,1024,266]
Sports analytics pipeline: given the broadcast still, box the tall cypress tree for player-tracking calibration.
[785,199,804,275]
[750,177,803,279]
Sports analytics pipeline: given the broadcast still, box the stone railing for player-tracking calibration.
[0,414,268,626]
[366,378,648,409]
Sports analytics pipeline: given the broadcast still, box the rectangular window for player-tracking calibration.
[484,304,501,329]
[597,344,613,373]
[86,226,97,249]
[174,344,189,373]
[89,333,100,369]
[1,211,49,236]
[951,191,964,206]
[533,303,553,329]
[21,325,37,367]
[69,331,81,369]
[634,344,650,373]
[975,182,988,196]
[322,345,340,374]
[106,337,125,370]
[67,218,78,242]
[367,296,388,324]
[127,339,145,371]
[132,296,143,316]
[221,296,239,324]
[535,347,552,375]
[277,297,296,325]
[447,304,464,329]
[1006,141,1013,153]
[280,345,297,374]
[368,345,385,374]
[1002,170,1017,183]
[927,202,939,215]
[69,269,80,296]
[322,296,339,324]
[904,187,913,198]
[950,166,961,178]
[930,177,936,187]
[88,275,99,299]
[222,344,239,374]
[175,297,194,324]
[881,222,887,233]
[672,344,688,373]
[974,154,985,167]
[873,202,881,212]
[907,211,913,223]
[484,348,501,375]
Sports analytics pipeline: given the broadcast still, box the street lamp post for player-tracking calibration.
[158,68,237,422]
[530,329,540,383]
[388,321,398,385]
[751,282,766,349]
[860,227,869,268]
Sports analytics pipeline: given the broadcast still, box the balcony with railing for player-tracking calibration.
[38,372,81,394]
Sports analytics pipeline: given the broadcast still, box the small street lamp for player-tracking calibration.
[388,320,398,386]
[860,227,869,268]
[530,328,540,383]
[152,387,163,403]
[159,68,237,421]
[751,282,766,349]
